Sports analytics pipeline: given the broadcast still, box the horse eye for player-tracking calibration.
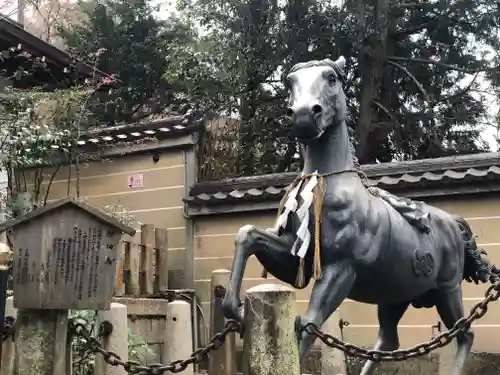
[328,74,336,86]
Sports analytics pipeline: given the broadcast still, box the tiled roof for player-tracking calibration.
[18,115,201,168]
[77,115,201,148]
[185,152,500,207]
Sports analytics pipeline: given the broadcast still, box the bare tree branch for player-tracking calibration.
[372,99,397,122]
[387,56,500,74]
[43,164,61,206]
[386,59,430,102]
[391,2,436,10]
[433,72,480,105]
[393,23,429,38]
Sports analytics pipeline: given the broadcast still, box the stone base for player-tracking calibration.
[462,352,500,375]
[346,353,439,375]
[200,349,500,375]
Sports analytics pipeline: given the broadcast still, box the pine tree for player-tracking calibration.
[181,0,500,176]
[57,0,200,124]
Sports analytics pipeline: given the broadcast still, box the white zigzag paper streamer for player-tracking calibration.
[273,172,319,260]
[291,173,318,258]
[274,180,303,232]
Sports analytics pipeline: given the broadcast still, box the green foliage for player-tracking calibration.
[71,310,155,375]
[0,86,93,217]
[57,0,201,125]
[0,88,86,165]
[102,203,141,227]
[29,0,499,179]
[0,24,150,375]
[177,0,500,177]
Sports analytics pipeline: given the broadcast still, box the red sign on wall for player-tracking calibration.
[127,173,144,188]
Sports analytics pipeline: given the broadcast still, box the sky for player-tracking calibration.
[2,0,499,152]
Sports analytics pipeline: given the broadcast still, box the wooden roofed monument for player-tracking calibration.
[0,196,136,310]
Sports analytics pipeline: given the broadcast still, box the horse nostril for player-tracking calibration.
[312,104,323,115]
[286,108,294,117]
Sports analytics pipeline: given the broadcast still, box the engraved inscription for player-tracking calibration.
[13,221,118,309]
[94,229,102,296]
[16,248,22,286]
[65,238,72,284]
[74,228,82,294]
[78,230,88,300]
[21,249,29,285]
[54,238,62,285]
[87,228,96,299]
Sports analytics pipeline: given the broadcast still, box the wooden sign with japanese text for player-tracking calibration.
[5,198,135,310]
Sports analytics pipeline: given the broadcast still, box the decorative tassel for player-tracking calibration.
[313,177,325,280]
[295,257,305,288]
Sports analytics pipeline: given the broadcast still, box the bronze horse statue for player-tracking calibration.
[222,55,500,375]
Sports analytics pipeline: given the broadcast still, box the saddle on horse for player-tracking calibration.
[367,186,431,233]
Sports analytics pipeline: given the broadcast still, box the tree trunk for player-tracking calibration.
[363,2,399,163]
[355,0,390,164]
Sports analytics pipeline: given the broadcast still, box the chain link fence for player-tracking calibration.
[70,319,241,375]
[60,279,500,373]
[301,281,500,361]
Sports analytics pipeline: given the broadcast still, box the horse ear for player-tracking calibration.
[335,56,346,71]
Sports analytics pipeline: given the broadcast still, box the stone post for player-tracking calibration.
[320,311,347,375]
[438,339,457,375]
[14,309,68,375]
[163,301,194,375]
[0,297,16,375]
[243,284,300,375]
[94,303,128,375]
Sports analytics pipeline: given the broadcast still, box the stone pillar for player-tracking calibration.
[163,301,194,375]
[320,311,347,375]
[0,297,17,375]
[94,303,128,375]
[438,338,457,375]
[14,309,68,375]
[243,284,300,375]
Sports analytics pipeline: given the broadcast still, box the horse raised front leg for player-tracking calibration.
[222,225,295,324]
[435,287,473,375]
[359,302,409,375]
[298,259,357,364]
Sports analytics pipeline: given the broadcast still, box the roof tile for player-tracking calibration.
[186,152,500,207]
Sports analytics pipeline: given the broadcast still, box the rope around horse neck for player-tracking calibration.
[262,167,368,286]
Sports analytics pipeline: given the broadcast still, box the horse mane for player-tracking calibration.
[347,124,360,169]
[289,58,346,82]
[288,58,359,168]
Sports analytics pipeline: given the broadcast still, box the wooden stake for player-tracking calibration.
[209,270,236,375]
[141,224,155,295]
[154,228,168,293]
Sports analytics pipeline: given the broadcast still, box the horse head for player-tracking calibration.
[285,56,347,142]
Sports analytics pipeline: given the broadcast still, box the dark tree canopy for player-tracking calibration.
[53,0,500,179]
[57,0,202,125]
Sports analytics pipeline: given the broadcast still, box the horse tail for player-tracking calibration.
[455,216,500,284]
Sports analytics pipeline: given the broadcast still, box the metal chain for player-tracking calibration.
[301,280,500,362]
[71,319,242,374]
[2,316,16,342]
